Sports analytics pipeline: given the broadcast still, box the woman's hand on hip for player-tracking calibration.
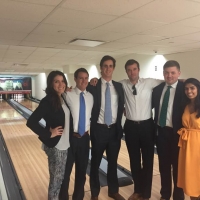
[50,126,63,138]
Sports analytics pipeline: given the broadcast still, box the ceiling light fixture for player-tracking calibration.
[68,39,105,47]
[5,69,15,72]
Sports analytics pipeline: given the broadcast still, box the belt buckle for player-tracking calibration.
[73,133,81,138]
[107,125,111,128]
[134,121,140,124]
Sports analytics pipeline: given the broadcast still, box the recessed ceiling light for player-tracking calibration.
[68,39,105,47]
[5,69,15,72]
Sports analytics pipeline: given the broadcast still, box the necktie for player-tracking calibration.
[159,86,172,127]
[78,92,86,136]
[132,85,137,95]
[104,82,112,126]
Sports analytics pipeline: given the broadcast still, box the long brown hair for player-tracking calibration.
[45,71,68,110]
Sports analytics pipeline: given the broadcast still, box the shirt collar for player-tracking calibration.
[101,78,113,85]
[74,87,87,95]
[165,80,178,89]
[127,77,140,86]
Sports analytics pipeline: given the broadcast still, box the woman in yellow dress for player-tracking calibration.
[177,78,200,200]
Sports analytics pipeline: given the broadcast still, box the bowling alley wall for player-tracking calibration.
[0,77,32,91]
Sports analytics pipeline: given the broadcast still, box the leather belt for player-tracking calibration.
[73,131,88,138]
[97,123,116,128]
[158,125,173,130]
[127,118,152,124]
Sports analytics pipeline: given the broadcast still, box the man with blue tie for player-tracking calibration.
[60,68,93,200]
[152,60,184,200]
[87,55,125,200]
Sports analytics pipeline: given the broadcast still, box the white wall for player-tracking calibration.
[114,54,167,81]
[34,73,46,100]
[115,49,200,81]
[164,50,200,80]
[31,77,35,97]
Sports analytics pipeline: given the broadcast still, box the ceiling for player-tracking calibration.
[1,0,200,75]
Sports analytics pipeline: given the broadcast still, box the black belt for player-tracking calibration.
[158,125,173,130]
[97,123,116,128]
[127,118,152,124]
[73,131,88,138]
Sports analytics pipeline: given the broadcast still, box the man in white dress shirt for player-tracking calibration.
[121,59,162,200]
[60,68,93,200]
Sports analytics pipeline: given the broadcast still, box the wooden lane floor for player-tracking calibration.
[0,100,91,200]
[0,99,190,199]
[0,99,25,125]
[16,98,39,111]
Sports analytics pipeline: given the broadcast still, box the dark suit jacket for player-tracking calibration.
[26,94,73,148]
[152,81,184,134]
[87,78,124,139]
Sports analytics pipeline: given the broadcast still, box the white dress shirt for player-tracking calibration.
[120,78,162,121]
[65,87,93,133]
[158,81,178,128]
[97,78,118,124]
[55,103,70,150]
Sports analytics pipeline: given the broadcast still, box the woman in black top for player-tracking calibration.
[27,70,72,200]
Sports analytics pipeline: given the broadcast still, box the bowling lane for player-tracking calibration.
[0,100,92,200]
[16,98,39,111]
[4,99,189,200]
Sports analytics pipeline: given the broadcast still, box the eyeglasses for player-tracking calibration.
[132,85,137,95]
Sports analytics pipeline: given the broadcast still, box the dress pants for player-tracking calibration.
[156,126,184,200]
[124,118,155,199]
[90,123,121,197]
[59,134,90,200]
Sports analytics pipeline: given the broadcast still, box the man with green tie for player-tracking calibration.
[152,60,185,200]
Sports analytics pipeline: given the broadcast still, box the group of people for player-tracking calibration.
[26,55,200,200]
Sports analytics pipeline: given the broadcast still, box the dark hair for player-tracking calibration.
[163,60,180,70]
[100,55,116,68]
[183,78,200,118]
[45,70,68,110]
[74,68,89,79]
[124,59,140,70]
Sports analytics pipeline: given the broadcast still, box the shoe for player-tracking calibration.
[91,197,98,200]
[108,193,125,200]
[128,193,142,200]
